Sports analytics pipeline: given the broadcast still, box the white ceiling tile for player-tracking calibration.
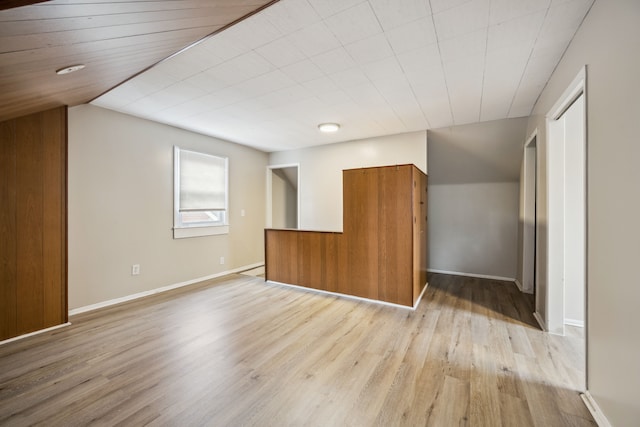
[287,22,341,57]
[302,76,340,95]
[263,0,322,33]
[344,33,394,65]
[207,52,274,86]
[429,0,474,14]
[184,71,228,94]
[223,12,283,49]
[144,81,203,109]
[489,0,551,25]
[487,10,546,53]
[439,29,487,66]
[311,47,357,74]
[93,0,595,151]
[361,56,405,83]
[385,17,437,55]
[234,70,296,98]
[255,37,307,68]
[280,59,325,83]
[543,0,594,34]
[343,83,388,108]
[255,85,314,109]
[317,89,352,105]
[157,98,212,120]
[200,34,251,62]
[307,0,365,19]
[433,0,490,41]
[324,2,383,45]
[396,44,442,79]
[369,0,430,31]
[329,68,370,90]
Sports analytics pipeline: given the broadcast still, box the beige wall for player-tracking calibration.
[68,105,267,309]
[428,118,527,279]
[269,131,427,231]
[524,0,640,424]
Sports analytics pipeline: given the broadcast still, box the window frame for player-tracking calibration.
[173,146,229,239]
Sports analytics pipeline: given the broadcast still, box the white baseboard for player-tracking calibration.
[514,279,523,291]
[266,280,423,310]
[0,322,71,346]
[581,391,612,427]
[427,269,516,282]
[533,311,547,331]
[69,262,264,316]
[565,318,585,327]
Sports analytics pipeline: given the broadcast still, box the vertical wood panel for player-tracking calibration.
[42,107,67,326]
[0,119,18,339]
[0,106,67,341]
[378,166,413,306]
[15,112,45,335]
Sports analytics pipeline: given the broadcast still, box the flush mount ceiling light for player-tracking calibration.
[55,64,86,75]
[318,123,340,133]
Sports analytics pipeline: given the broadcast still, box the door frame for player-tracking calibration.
[522,129,538,296]
[545,66,587,339]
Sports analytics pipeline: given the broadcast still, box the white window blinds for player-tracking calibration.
[177,148,228,212]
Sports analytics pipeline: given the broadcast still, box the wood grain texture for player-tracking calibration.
[0,106,67,341]
[0,118,18,339]
[0,273,594,426]
[266,165,427,307]
[0,0,277,121]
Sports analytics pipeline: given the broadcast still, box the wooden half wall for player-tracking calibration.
[0,106,67,341]
[265,164,428,307]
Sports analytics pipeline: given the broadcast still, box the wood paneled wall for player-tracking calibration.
[0,106,67,341]
[265,164,427,307]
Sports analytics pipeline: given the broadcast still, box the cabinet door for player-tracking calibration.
[378,166,413,306]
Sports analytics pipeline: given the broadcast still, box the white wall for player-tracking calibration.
[68,105,267,309]
[525,0,640,424]
[428,118,527,280]
[268,131,427,231]
[563,95,586,326]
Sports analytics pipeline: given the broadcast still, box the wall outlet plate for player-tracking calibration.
[131,264,140,275]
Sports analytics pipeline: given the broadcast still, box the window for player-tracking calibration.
[174,147,229,238]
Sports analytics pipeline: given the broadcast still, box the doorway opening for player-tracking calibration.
[267,164,299,229]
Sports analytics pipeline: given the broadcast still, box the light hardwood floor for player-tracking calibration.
[0,273,593,426]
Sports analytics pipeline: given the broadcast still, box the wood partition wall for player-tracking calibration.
[0,106,68,341]
[265,164,427,308]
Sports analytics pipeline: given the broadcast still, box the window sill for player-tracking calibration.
[173,225,229,239]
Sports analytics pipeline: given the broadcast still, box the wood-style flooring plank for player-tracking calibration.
[0,273,595,426]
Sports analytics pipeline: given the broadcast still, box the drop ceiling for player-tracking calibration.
[2,0,594,152]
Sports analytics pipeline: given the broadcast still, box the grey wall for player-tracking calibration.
[524,0,640,424]
[271,168,297,229]
[68,105,268,309]
[428,118,528,279]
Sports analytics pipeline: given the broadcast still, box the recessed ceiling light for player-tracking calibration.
[318,123,340,133]
[55,64,86,75]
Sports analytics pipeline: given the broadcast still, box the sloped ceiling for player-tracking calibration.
[93,0,594,152]
[0,0,276,121]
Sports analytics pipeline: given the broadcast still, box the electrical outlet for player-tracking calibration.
[241,209,246,217]
[131,264,140,275]
[219,257,225,265]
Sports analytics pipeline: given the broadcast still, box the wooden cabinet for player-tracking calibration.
[265,164,427,308]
